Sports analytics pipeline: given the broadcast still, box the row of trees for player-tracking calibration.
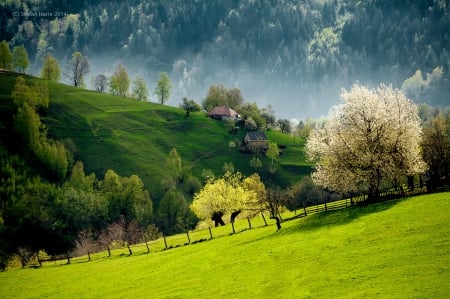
[0,41,29,72]
[0,42,174,105]
[191,171,285,231]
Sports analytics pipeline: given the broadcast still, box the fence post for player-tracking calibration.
[208,227,213,239]
[261,212,268,226]
[186,231,191,244]
[163,235,168,250]
[247,217,252,230]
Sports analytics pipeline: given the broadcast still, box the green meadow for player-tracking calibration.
[1,192,449,298]
[0,72,311,198]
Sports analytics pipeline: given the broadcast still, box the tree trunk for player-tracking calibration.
[261,212,268,226]
[212,211,225,227]
[271,216,282,231]
[230,210,241,223]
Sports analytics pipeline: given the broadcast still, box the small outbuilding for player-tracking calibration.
[208,106,239,121]
[244,131,268,150]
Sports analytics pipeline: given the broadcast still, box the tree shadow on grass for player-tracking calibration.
[278,198,406,236]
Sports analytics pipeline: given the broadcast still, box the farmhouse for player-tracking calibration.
[208,106,239,120]
[244,131,268,150]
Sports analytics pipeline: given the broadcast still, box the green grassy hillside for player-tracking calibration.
[1,193,449,298]
[0,72,311,198]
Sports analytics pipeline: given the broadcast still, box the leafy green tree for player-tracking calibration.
[110,64,130,97]
[12,77,48,151]
[166,148,182,180]
[244,117,257,131]
[306,84,427,201]
[260,105,276,129]
[12,45,29,73]
[35,140,69,181]
[202,85,244,112]
[12,76,68,180]
[41,54,61,81]
[132,76,148,101]
[421,114,450,188]
[179,97,201,116]
[58,186,109,234]
[14,101,41,151]
[0,40,12,69]
[66,161,96,192]
[266,142,279,166]
[297,119,315,139]
[66,51,89,87]
[157,190,189,234]
[249,156,263,169]
[101,170,153,226]
[277,119,291,134]
[154,72,172,104]
[12,76,49,110]
[241,102,265,129]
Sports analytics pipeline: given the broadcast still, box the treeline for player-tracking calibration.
[1,0,449,106]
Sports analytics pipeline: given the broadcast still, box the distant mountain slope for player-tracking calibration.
[1,0,448,118]
[0,72,311,200]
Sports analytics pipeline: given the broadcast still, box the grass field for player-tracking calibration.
[1,192,449,298]
[0,72,311,199]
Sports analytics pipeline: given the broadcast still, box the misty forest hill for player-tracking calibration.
[1,0,449,119]
[0,72,310,201]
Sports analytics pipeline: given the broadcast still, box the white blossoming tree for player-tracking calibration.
[305,84,427,201]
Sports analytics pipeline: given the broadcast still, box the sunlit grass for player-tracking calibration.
[0,72,311,196]
[1,193,449,298]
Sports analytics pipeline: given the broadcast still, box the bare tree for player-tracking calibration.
[65,51,90,87]
[73,230,97,261]
[93,74,108,93]
[264,187,286,231]
[124,220,144,255]
[16,247,36,268]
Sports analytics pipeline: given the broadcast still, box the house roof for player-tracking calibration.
[245,131,267,141]
[208,106,239,117]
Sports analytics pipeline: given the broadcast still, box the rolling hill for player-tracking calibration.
[0,72,311,200]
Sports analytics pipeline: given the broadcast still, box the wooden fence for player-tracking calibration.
[32,186,435,267]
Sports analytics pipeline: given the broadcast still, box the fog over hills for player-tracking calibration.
[2,0,449,119]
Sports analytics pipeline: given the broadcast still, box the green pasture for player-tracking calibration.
[1,192,449,298]
[0,72,311,198]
